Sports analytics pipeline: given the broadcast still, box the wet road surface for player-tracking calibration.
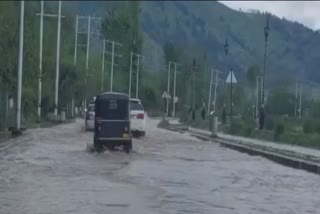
[0,118,319,214]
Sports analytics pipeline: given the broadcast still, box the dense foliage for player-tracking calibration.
[0,1,164,130]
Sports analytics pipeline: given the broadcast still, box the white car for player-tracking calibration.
[85,104,95,131]
[130,99,146,137]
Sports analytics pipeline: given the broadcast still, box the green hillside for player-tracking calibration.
[140,1,320,86]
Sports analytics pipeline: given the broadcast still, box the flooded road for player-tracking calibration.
[0,118,319,214]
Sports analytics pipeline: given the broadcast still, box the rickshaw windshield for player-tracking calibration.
[95,99,129,120]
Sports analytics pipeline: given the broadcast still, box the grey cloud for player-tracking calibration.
[221,1,320,30]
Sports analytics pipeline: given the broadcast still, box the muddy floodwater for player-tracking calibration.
[0,119,319,214]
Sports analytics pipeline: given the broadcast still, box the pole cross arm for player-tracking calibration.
[36,13,66,18]
[105,40,122,46]
[77,16,102,20]
[105,52,122,58]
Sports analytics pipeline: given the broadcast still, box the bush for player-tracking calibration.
[242,117,256,137]
[303,120,314,134]
[265,116,275,130]
[274,122,285,141]
[229,119,243,135]
[314,122,320,134]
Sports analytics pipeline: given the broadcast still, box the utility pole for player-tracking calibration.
[129,52,133,98]
[37,0,44,120]
[53,0,62,117]
[230,68,233,117]
[207,68,214,116]
[74,16,102,108]
[110,41,114,91]
[260,76,263,106]
[203,53,207,101]
[294,82,298,117]
[224,36,229,108]
[84,16,91,107]
[74,15,78,65]
[101,39,106,92]
[72,15,78,118]
[260,13,270,129]
[16,0,25,130]
[166,61,172,117]
[36,1,66,119]
[299,83,302,118]
[192,59,197,120]
[129,52,143,98]
[213,69,219,113]
[256,76,260,118]
[104,39,122,92]
[172,62,177,117]
[136,54,143,99]
[135,54,140,98]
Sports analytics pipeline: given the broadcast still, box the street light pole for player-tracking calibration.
[36,0,64,119]
[230,68,233,116]
[37,0,44,120]
[173,62,177,117]
[213,69,219,113]
[256,76,259,118]
[135,54,140,98]
[224,36,229,116]
[74,16,101,110]
[192,59,196,120]
[299,83,302,118]
[110,41,115,91]
[16,0,25,130]
[294,81,298,117]
[207,68,214,116]
[260,13,270,129]
[53,0,61,117]
[101,39,106,92]
[74,15,78,65]
[166,61,172,117]
[104,40,122,92]
[129,52,133,97]
[84,16,91,108]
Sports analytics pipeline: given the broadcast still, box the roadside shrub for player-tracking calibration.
[303,120,314,134]
[242,117,256,137]
[314,121,320,134]
[229,118,244,135]
[274,122,285,141]
[244,126,254,137]
[265,116,275,130]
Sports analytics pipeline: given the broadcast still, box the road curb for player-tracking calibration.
[214,138,320,175]
[161,123,320,175]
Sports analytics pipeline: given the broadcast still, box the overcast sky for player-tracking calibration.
[220,1,320,30]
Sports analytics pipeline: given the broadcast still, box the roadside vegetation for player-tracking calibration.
[0,1,162,131]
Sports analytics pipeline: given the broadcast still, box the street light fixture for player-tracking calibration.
[260,13,270,130]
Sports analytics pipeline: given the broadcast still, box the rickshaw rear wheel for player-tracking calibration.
[124,140,133,153]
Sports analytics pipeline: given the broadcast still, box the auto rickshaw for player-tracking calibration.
[94,92,132,153]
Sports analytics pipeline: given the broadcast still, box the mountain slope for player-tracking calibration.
[62,1,320,86]
[140,1,320,86]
